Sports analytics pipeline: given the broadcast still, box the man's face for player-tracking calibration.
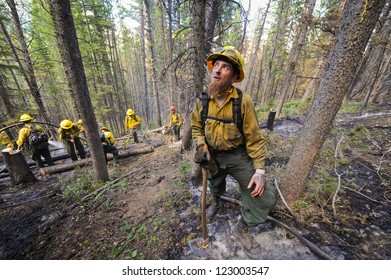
[208,59,237,97]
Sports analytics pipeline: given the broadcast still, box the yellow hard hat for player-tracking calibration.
[60,119,73,129]
[20,114,33,122]
[206,46,244,82]
[78,119,83,124]
[99,127,110,132]
[126,109,134,115]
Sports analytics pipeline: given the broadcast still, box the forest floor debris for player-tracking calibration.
[0,111,390,260]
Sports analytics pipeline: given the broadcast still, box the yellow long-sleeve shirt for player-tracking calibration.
[0,131,11,146]
[169,113,182,126]
[16,123,45,149]
[103,131,115,145]
[125,114,141,130]
[58,124,81,141]
[191,87,267,169]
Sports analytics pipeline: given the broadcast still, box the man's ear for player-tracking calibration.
[231,72,238,83]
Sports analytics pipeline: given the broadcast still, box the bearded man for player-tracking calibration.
[191,46,277,259]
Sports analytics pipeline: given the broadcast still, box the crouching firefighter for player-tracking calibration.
[99,127,119,165]
[191,46,277,259]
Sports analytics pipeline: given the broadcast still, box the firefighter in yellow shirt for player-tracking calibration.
[169,106,182,141]
[191,46,276,258]
[16,114,54,167]
[58,119,86,161]
[124,109,141,143]
[99,127,119,165]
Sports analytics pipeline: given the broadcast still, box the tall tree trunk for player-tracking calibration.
[374,53,391,104]
[158,0,173,110]
[205,0,221,54]
[279,0,386,206]
[261,0,286,104]
[49,0,109,182]
[143,0,162,127]
[346,3,391,101]
[301,56,325,101]
[245,0,271,98]
[181,0,206,152]
[0,73,15,117]
[275,0,316,118]
[139,1,150,124]
[6,0,50,123]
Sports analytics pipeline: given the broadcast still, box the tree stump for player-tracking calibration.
[1,148,37,184]
[266,111,276,131]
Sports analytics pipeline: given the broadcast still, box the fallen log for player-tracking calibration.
[116,126,169,141]
[40,145,154,175]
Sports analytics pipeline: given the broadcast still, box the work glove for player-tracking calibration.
[194,144,219,175]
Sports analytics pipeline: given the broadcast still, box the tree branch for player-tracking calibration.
[332,133,344,219]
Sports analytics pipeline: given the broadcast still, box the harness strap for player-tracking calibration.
[200,89,243,135]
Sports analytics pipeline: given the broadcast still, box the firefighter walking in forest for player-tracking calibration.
[124,109,141,144]
[58,119,86,161]
[191,46,277,258]
[99,126,119,166]
[16,114,54,168]
[169,106,182,141]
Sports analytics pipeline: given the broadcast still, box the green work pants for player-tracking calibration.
[103,144,119,163]
[208,149,277,226]
[31,143,54,167]
[173,124,180,141]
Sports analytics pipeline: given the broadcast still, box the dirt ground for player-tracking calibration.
[0,111,390,260]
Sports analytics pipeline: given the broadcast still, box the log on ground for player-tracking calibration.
[40,144,154,175]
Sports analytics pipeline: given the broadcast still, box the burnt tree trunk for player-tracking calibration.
[143,0,162,127]
[2,148,37,184]
[49,0,109,182]
[279,0,386,206]
[6,0,50,124]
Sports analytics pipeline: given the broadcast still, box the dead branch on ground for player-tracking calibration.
[81,165,146,202]
[341,186,380,203]
[274,178,296,220]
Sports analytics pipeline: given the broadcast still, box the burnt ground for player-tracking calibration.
[0,111,390,260]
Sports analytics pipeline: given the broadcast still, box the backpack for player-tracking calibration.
[200,88,243,135]
[99,132,109,145]
[28,124,49,147]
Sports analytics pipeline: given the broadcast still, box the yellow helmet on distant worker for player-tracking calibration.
[206,46,244,82]
[99,127,110,132]
[126,109,134,116]
[60,119,73,129]
[20,114,33,122]
[78,119,83,124]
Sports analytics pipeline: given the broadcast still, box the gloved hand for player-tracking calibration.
[12,142,18,150]
[194,144,210,164]
[194,144,218,175]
